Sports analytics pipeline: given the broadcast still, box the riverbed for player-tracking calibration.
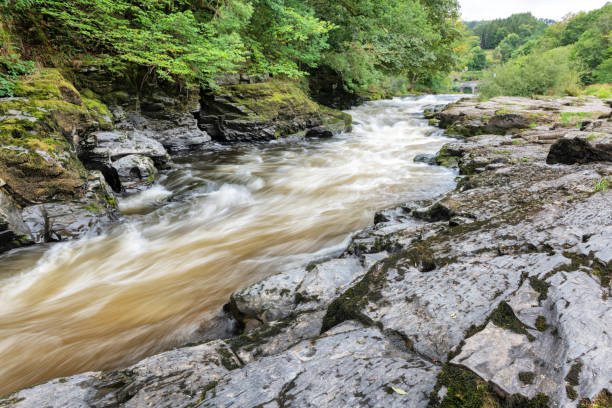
[0,95,460,396]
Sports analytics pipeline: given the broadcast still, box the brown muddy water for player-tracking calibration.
[0,95,461,396]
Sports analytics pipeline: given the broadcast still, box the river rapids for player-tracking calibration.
[0,95,460,396]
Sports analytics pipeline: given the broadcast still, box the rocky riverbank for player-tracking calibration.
[0,69,351,253]
[2,95,612,408]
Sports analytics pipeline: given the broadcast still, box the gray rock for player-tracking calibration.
[356,254,529,362]
[295,258,365,311]
[22,202,110,243]
[232,258,365,323]
[435,96,611,138]
[90,130,170,166]
[452,270,612,407]
[197,322,440,408]
[112,154,157,193]
[1,340,240,408]
[414,153,438,165]
[232,267,308,323]
[452,322,540,396]
[229,311,326,364]
[114,110,212,154]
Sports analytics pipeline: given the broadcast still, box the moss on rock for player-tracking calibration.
[0,68,112,203]
[428,365,550,408]
[200,80,352,142]
[490,301,535,341]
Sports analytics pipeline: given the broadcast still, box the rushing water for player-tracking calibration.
[0,95,460,396]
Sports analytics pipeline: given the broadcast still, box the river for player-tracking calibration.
[0,95,460,396]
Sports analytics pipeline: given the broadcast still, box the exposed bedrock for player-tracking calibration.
[432,95,611,138]
[198,80,352,143]
[3,97,612,408]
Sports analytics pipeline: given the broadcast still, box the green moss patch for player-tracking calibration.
[529,276,550,303]
[0,68,112,202]
[220,80,350,132]
[578,389,612,408]
[565,362,583,387]
[428,365,550,408]
[490,302,535,341]
[535,316,548,332]
[519,372,535,385]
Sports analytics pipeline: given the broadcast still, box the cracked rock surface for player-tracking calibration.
[3,96,612,408]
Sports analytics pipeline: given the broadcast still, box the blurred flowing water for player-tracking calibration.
[0,95,460,396]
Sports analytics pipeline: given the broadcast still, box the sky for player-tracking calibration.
[459,0,609,21]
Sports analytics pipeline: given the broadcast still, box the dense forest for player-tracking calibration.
[458,4,612,99]
[0,0,462,98]
[466,13,548,50]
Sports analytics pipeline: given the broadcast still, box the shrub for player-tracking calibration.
[480,47,581,98]
[584,84,612,99]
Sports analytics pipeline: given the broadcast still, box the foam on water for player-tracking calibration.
[0,95,462,396]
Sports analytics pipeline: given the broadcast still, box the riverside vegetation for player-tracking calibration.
[455,4,612,99]
[1,1,612,407]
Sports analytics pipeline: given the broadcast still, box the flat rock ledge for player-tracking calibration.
[3,96,612,408]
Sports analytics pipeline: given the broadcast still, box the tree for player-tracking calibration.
[496,33,521,62]
[467,47,487,70]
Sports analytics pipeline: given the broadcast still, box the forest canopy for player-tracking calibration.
[0,0,462,95]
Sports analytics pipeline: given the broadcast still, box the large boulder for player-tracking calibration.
[0,188,31,249]
[547,137,612,164]
[199,80,352,143]
[111,154,157,193]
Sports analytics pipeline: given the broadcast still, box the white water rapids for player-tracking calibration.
[0,95,460,396]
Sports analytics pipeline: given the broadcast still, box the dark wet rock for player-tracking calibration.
[111,107,211,154]
[414,153,438,165]
[305,126,334,138]
[199,81,352,143]
[307,66,366,110]
[0,189,32,250]
[412,202,455,222]
[20,171,116,243]
[153,124,211,154]
[547,137,612,165]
